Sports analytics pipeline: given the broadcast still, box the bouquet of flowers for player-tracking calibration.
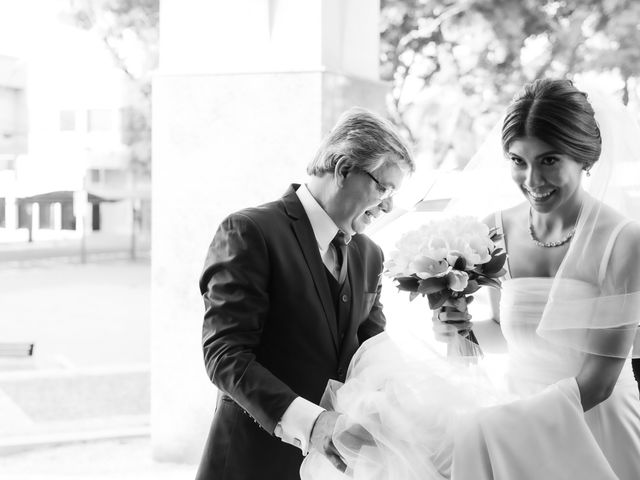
[383,216,507,356]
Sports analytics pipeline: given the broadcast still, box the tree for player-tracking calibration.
[381,0,640,168]
[61,0,159,178]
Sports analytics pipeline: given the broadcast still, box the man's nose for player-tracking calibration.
[380,196,394,213]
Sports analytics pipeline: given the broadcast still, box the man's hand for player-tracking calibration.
[309,411,346,472]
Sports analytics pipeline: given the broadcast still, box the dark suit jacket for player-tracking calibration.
[196,185,386,480]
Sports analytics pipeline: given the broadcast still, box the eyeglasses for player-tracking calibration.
[360,169,396,200]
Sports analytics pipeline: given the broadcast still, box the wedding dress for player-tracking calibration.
[300,217,640,480]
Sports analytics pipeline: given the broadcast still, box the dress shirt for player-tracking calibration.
[296,183,343,277]
[273,184,339,455]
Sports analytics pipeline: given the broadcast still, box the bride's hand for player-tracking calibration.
[432,296,474,342]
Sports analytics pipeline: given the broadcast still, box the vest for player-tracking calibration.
[323,267,351,343]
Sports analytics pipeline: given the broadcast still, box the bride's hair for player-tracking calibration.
[501,78,602,170]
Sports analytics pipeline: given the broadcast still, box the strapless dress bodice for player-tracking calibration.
[500,277,636,393]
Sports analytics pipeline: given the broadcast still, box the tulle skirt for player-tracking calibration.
[299,331,630,480]
[300,332,514,480]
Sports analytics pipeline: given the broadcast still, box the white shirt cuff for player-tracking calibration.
[274,397,325,455]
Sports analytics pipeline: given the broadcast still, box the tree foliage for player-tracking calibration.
[61,0,159,178]
[381,0,640,168]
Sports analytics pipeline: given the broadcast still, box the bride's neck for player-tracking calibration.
[531,190,584,232]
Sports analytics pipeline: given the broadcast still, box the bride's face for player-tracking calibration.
[507,136,584,214]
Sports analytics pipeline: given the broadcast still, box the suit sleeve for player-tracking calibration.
[200,213,297,433]
[357,245,386,343]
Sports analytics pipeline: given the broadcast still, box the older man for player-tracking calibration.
[196,107,415,480]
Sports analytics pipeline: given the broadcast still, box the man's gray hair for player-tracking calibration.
[306,107,415,176]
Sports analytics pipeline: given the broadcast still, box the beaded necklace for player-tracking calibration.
[528,207,576,248]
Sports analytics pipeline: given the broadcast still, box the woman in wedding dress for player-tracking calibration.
[300,78,640,480]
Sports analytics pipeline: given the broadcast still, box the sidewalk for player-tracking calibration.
[0,364,149,454]
[0,258,184,477]
[0,232,150,265]
[0,436,197,479]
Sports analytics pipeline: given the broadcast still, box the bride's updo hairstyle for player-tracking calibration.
[501,78,602,171]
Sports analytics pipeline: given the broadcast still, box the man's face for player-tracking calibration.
[334,161,406,236]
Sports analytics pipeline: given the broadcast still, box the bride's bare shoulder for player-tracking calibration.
[594,202,640,287]
[482,203,527,230]
[612,216,640,251]
[591,201,638,236]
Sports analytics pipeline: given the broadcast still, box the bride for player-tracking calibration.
[300,78,640,479]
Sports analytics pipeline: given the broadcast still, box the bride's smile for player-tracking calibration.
[507,136,584,215]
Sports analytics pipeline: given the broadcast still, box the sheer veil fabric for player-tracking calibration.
[537,85,640,359]
[300,83,640,480]
[444,82,640,360]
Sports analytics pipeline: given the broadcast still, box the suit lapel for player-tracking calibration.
[281,186,340,352]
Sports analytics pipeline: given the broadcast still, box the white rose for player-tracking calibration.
[410,255,449,279]
[446,250,464,268]
[446,270,469,292]
[467,236,493,265]
[421,236,448,261]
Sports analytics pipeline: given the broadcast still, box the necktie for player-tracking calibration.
[331,230,349,284]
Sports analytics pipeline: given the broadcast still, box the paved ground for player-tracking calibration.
[0,260,151,369]
[0,437,197,479]
[0,232,150,266]
[0,240,194,478]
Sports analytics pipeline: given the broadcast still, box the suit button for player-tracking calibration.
[341,294,348,303]
[338,368,345,377]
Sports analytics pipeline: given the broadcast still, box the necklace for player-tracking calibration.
[528,208,576,248]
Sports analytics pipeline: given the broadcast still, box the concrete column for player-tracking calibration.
[31,202,39,232]
[5,195,17,230]
[52,202,62,230]
[152,0,386,463]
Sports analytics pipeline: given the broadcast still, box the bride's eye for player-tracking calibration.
[541,156,559,166]
[509,156,524,166]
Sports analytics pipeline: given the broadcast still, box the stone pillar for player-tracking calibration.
[52,202,61,230]
[6,195,17,230]
[152,0,387,463]
[31,202,39,232]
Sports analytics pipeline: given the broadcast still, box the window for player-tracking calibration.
[89,168,102,183]
[87,109,112,132]
[61,202,75,230]
[104,168,126,184]
[0,198,5,227]
[92,203,100,231]
[60,110,76,131]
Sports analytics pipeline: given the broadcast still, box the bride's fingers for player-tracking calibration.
[432,320,472,341]
[438,309,472,323]
[446,321,472,334]
[326,441,347,472]
[443,295,474,309]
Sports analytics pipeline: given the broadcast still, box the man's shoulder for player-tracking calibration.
[351,234,383,257]
[234,199,283,220]
[221,196,293,233]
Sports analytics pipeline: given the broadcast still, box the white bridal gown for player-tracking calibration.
[300,278,640,480]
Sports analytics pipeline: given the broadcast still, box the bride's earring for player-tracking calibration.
[583,165,591,177]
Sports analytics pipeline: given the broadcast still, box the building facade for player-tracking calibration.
[0,1,149,245]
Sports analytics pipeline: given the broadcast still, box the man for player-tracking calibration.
[196,107,415,480]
